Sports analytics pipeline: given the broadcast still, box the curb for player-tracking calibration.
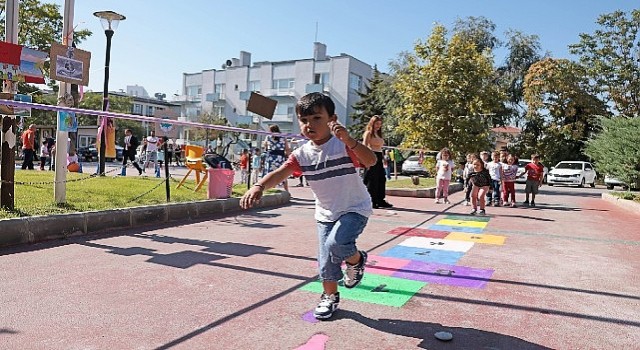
[386,182,464,198]
[0,191,291,249]
[601,192,640,216]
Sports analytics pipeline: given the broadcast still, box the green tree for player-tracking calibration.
[496,30,545,126]
[393,24,504,156]
[0,0,91,91]
[452,16,500,53]
[521,58,608,166]
[585,117,640,188]
[349,66,397,141]
[569,9,640,117]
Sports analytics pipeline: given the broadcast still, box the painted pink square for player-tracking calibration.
[386,227,450,239]
[365,254,412,276]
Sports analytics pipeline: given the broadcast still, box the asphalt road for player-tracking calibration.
[1,181,638,349]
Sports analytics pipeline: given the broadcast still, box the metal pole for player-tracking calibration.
[1,0,19,210]
[163,137,170,202]
[98,29,114,176]
[54,0,74,203]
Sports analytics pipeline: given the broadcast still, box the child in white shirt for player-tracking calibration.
[434,148,455,204]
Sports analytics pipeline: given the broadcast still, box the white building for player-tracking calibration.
[173,42,373,136]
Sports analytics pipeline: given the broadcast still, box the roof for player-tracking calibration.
[491,126,521,134]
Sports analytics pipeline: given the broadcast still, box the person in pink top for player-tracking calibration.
[434,148,454,204]
[501,154,519,207]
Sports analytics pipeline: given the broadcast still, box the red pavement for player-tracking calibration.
[1,184,638,349]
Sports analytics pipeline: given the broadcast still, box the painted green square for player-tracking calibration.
[445,215,491,222]
[300,274,427,307]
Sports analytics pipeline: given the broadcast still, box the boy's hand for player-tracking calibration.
[328,120,350,143]
[240,186,263,209]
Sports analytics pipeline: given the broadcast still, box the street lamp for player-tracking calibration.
[94,10,125,175]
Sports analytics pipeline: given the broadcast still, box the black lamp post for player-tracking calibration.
[94,10,125,175]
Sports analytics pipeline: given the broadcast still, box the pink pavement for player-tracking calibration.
[0,184,638,349]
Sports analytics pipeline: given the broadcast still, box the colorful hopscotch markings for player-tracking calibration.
[445,214,491,222]
[421,224,485,234]
[398,236,475,253]
[392,261,494,289]
[380,245,464,265]
[300,273,426,307]
[365,254,412,276]
[437,218,488,229]
[385,227,449,239]
[445,232,506,245]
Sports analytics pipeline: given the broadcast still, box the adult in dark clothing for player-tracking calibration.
[122,129,143,175]
[362,115,392,209]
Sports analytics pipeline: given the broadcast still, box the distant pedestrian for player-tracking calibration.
[502,154,519,207]
[469,159,491,216]
[122,129,143,176]
[251,148,262,184]
[21,124,36,170]
[263,124,290,191]
[434,148,454,204]
[39,139,50,171]
[523,154,544,207]
[463,153,478,206]
[240,92,377,320]
[143,130,159,173]
[239,148,249,184]
[174,143,182,166]
[383,149,392,180]
[486,151,504,206]
[362,115,392,208]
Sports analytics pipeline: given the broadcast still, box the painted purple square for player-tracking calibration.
[392,261,494,289]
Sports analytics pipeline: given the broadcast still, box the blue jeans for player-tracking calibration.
[316,212,368,282]
[486,179,501,203]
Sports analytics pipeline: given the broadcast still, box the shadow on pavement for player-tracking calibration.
[336,310,551,349]
[540,187,603,198]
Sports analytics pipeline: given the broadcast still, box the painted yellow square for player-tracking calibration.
[445,232,506,245]
[437,219,488,229]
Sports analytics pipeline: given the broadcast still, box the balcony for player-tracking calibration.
[305,83,324,93]
[172,95,201,103]
[262,88,295,97]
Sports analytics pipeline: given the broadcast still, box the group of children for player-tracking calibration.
[457,150,544,215]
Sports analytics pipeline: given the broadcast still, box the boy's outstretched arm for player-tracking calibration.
[240,165,294,209]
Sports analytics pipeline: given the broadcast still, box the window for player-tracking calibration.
[249,80,261,92]
[314,72,330,85]
[214,105,224,117]
[133,103,142,114]
[186,85,201,96]
[349,73,362,92]
[146,106,154,116]
[275,102,294,116]
[272,78,294,91]
[214,83,226,100]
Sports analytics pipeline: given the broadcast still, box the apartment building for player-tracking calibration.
[173,42,373,136]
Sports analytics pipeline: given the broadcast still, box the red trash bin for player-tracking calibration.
[207,168,235,199]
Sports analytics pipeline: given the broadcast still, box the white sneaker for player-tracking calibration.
[464,200,470,206]
[444,199,451,204]
[434,199,441,204]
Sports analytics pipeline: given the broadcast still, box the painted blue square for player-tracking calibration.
[380,245,465,265]
[428,224,484,234]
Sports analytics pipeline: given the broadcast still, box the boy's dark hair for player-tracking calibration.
[296,92,335,117]
[531,153,540,160]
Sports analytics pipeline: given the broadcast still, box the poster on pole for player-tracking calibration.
[57,111,77,132]
[49,43,91,86]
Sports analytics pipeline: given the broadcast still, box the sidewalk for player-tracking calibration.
[1,184,638,349]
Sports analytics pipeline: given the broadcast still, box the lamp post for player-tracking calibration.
[94,10,125,175]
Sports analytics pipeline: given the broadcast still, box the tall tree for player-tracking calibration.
[452,16,500,53]
[569,9,640,117]
[585,116,640,188]
[521,58,609,166]
[393,24,504,156]
[349,66,389,138]
[496,30,545,126]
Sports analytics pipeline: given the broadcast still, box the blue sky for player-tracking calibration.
[51,0,638,97]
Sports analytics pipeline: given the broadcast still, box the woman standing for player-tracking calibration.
[362,115,392,208]
[263,124,290,191]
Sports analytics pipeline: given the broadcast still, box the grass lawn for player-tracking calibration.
[386,176,437,189]
[0,170,257,219]
[610,190,640,203]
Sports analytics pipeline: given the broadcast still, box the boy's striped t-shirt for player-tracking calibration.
[284,136,372,222]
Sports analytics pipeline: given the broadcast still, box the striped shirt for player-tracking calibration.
[284,136,372,222]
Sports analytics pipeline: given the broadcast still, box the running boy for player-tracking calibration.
[524,154,545,207]
[240,92,377,320]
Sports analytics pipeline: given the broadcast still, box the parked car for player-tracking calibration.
[515,159,548,184]
[77,146,98,162]
[401,155,429,177]
[604,175,640,190]
[547,161,596,187]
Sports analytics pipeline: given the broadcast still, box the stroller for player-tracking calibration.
[204,153,233,169]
